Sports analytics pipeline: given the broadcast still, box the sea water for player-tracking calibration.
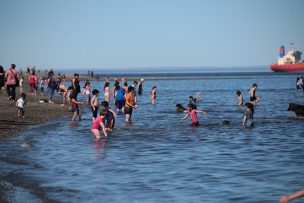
[0,72,304,203]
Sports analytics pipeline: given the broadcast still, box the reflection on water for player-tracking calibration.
[0,73,304,203]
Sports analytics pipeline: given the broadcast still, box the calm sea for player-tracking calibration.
[0,71,304,203]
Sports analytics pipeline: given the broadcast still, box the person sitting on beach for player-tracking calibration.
[176,104,187,112]
[91,89,99,122]
[151,86,157,105]
[280,189,304,203]
[243,102,254,127]
[16,93,27,117]
[115,85,126,113]
[91,110,108,139]
[236,90,243,106]
[101,101,116,131]
[249,83,260,103]
[125,86,138,122]
[180,103,207,126]
[70,92,83,121]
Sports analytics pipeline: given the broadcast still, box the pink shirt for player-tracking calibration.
[91,116,105,130]
[190,110,199,123]
[5,69,19,85]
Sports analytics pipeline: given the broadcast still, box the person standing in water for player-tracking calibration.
[125,86,137,122]
[104,82,110,104]
[91,89,99,122]
[249,83,260,103]
[151,86,157,105]
[72,73,81,99]
[70,92,83,121]
[236,90,243,106]
[180,103,207,126]
[243,102,254,127]
[91,110,108,139]
[138,78,144,96]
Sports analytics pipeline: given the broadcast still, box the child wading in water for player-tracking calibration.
[236,90,243,106]
[16,93,27,117]
[151,86,157,105]
[180,103,207,126]
[91,89,99,122]
[243,102,254,127]
[125,86,138,122]
[91,110,108,139]
[70,92,83,121]
[101,101,116,131]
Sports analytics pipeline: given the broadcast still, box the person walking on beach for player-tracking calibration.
[19,75,24,93]
[180,103,207,126]
[243,102,254,127]
[91,110,108,139]
[91,89,100,122]
[0,66,5,93]
[70,92,83,121]
[125,86,138,122]
[5,64,19,101]
[29,70,37,94]
[16,93,27,117]
[249,83,260,103]
[47,71,58,103]
[72,73,81,99]
[151,86,157,105]
[236,90,243,106]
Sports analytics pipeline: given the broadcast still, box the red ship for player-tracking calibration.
[270,45,304,72]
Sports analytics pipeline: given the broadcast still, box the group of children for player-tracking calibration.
[175,84,260,128]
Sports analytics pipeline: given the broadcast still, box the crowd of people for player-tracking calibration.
[0,64,303,202]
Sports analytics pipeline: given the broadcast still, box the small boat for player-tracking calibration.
[270,45,304,72]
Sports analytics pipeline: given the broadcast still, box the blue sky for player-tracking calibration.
[0,0,303,70]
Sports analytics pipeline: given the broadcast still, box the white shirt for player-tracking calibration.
[16,98,25,108]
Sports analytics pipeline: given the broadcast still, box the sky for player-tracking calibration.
[0,0,303,70]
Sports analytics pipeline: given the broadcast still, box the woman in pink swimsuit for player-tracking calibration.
[180,103,207,126]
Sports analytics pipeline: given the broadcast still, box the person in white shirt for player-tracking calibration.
[16,93,27,117]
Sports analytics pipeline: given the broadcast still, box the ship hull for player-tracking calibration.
[270,64,304,72]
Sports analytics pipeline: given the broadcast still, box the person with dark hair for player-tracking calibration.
[243,102,254,127]
[125,86,138,122]
[5,64,19,101]
[176,104,187,112]
[100,101,116,130]
[236,90,243,106]
[249,83,260,103]
[16,93,27,117]
[180,103,207,126]
[70,92,83,121]
[91,89,100,122]
[104,82,110,103]
[115,85,126,113]
[47,71,57,103]
[151,86,157,104]
[91,110,108,139]
[0,65,5,93]
[138,78,144,96]
[72,73,80,99]
[188,96,197,109]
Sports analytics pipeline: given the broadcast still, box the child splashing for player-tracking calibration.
[180,103,207,126]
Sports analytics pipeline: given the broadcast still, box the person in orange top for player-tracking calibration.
[124,86,138,122]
